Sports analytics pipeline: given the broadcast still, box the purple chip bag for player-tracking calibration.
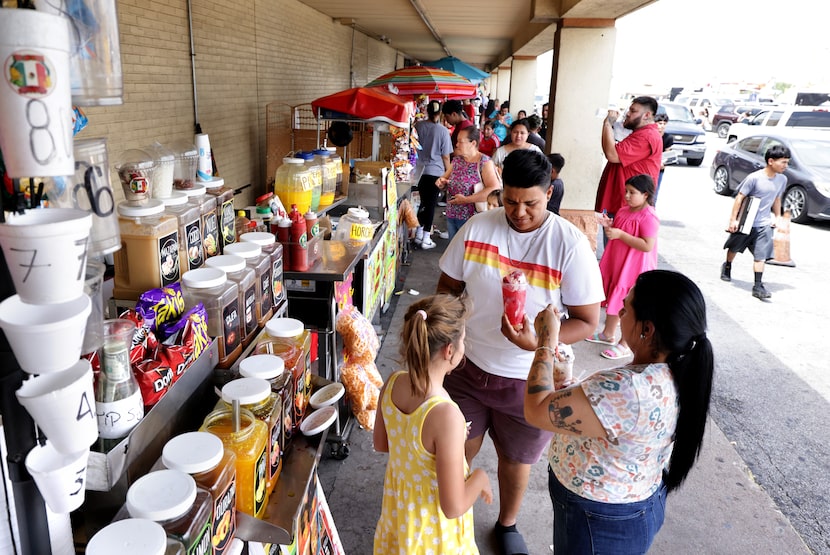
[158,302,208,344]
[136,283,185,333]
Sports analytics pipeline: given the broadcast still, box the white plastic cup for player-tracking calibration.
[0,208,92,304]
[0,9,74,177]
[16,359,98,454]
[195,133,212,181]
[25,441,89,513]
[0,294,91,374]
[82,261,106,355]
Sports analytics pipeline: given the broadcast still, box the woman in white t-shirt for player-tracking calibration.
[491,119,542,173]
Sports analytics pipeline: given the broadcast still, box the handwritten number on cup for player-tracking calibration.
[27,99,57,166]
[8,247,50,282]
[70,466,86,496]
[73,165,114,217]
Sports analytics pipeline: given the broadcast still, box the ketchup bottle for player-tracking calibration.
[288,204,309,271]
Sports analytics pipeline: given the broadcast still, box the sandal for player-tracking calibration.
[585,331,616,345]
[600,344,632,360]
[494,522,528,555]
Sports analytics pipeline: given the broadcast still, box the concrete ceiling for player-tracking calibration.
[298,0,657,71]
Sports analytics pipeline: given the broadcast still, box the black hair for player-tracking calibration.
[631,96,658,116]
[547,153,565,173]
[487,189,503,206]
[427,100,442,118]
[654,113,669,123]
[765,144,791,162]
[441,99,464,116]
[526,114,542,131]
[484,120,496,130]
[625,174,656,206]
[500,101,510,110]
[631,270,714,493]
[510,118,530,132]
[460,125,480,144]
[502,149,551,191]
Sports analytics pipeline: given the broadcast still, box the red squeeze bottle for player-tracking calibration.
[276,217,291,269]
[289,204,309,271]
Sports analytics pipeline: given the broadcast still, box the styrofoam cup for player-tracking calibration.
[0,294,91,374]
[0,208,92,304]
[16,359,98,455]
[25,441,89,513]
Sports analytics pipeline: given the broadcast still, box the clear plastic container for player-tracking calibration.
[326,147,343,196]
[205,254,258,348]
[181,268,242,368]
[240,232,285,309]
[162,432,238,555]
[113,200,180,300]
[147,142,176,200]
[224,242,273,328]
[125,469,212,555]
[312,149,336,208]
[200,407,269,519]
[161,191,199,275]
[219,377,281,497]
[332,207,374,244]
[115,149,157,206]
[274,157,312,215]
[172,143,198,191]
[294,151,322,212]
[171,184,207,269]
[261,317,311,435]
[203,177,236,253]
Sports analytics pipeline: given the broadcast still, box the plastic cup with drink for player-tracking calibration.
[502,269,528,329]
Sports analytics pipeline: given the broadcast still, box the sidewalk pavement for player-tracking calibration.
[317,217,811,555]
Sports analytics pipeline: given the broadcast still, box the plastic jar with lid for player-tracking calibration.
[162,432,238,555]
[240,232,285,310]
[181,268,242,368]
[88,518,184,555]
[238,355,289,490]
[294,151,322,212]
[205,255,258,348]
[202,177,236,253]
[274,157,312,215]
[114,199,180,300]
[325,147,344,195]
[312,149,336,208]
[201,405,269,518]
[147,142,176,200]
[161,191,201,275]
[262,317,311,434]
[333,206,374,244]
[254,206,272,232]
[224,242,273,328]
[178,183,220,261]
[125,469,212,555]
[172,143,198,190]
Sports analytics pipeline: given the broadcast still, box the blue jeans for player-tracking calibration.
[446,217,468,241]
[549,468,667,555]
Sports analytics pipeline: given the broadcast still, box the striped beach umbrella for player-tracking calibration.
[365,66,477,98]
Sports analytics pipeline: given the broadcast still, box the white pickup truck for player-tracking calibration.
[727,106,830,142]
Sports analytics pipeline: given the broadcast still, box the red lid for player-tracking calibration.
[256,192,274,203]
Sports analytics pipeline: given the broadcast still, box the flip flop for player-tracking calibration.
[494,522,528,555]
[585,331,616,345]
[601,344,633,360]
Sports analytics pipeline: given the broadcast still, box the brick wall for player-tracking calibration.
[82,0,398,206]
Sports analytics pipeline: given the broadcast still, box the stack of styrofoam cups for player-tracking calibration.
[195,133,214,182]
[0,208,98,513]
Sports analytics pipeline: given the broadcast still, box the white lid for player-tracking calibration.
[300,405,338,436]
[239,354,285,380]
[87,519,167,555]
[277,218,292,228]
[221,377,271,405]
[347,207,370,219]
[117,200,165,217]
[162,432,224,474]
[304,210,317,218]
[284,157,304,165]
[201,177,225,188]
[126,470,197,521]
[265,317,304,338]
[224,241,261,259]
[325,146,337,153]
[160,191,188,206]
[177,183,207,198]
[182,267,226,288]
[240,232,276,247]
[205,254,247,274]
[157,153,175,163]
[309,382,346,409]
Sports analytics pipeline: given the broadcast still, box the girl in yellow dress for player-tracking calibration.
[373,295,492,554]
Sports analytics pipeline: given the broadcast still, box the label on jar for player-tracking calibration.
[187,517,211,555]
[203,212,220,258]
[185,218,204,271]
[350,223,374,241]
[282,386,293,444]
[159,230,181,285]
[260,267,273,315]
[222,298,241,358]
[268,406,282,482]
[254,447,268,516]
[220,199,236,249]
[299,172,312,191]
[212,479,237,555]
[272,260,284,304]
[243,284,257,338]
[96,390,144,439]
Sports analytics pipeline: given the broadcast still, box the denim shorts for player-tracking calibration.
[549,468,667,555]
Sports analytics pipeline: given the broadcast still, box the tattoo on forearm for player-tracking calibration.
[527,359,553,394]
[548,390,582,434]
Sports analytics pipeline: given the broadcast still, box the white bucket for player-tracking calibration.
[16,359,98,455]
[0,9,74,177]
[0,208,92,304]
[0,294,92,374]
[25,441,89,513]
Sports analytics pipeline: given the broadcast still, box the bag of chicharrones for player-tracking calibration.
[340,360,380,430]
[335,304,380,360]
[346,351,383,388]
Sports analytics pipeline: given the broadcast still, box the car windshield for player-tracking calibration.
[791,139,830,167]
[660,104,696,123]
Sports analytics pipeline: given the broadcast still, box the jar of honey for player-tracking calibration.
[201,407,269,519]
[224,241,273,328]
[205,254,258,348]
[262,317,311,435]
[162,432,237,555]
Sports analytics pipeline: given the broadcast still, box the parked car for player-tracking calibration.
[710,130,830,223]
[726,106,830,143]
[657,102,707,166]
[673,94,735,127]
[712,105,765,139]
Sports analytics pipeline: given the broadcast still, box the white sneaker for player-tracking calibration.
[437,201,447,207]
[420,237,437,249]
[438,231,449,240]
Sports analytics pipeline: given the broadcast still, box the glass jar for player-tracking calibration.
[223,242,273,328]
[125,469,212,555]
[181,268,242,368]
[205,255,258,349]
[274,157,312,215]
[312,149,336,208]
[333,206,374,244]
[294,151,322,212]
[238,355,288,491]
[200,407,269,519]
[113,199,179,300]
[261,317,310,434]
[162,432,238,555]
[240,232,285,310]
[161,191,200,274]
[202,177,236,253]
[87,518,183,555]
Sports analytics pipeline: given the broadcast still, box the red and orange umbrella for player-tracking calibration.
[364,66,477,99]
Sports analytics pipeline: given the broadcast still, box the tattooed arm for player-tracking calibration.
[524,305,608,438]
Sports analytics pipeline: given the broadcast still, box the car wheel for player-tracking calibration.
[713,166,731,195]
[784,186,809,223]
[727,135,737,143]
[687,158,703,167]
[717,122,731,139]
